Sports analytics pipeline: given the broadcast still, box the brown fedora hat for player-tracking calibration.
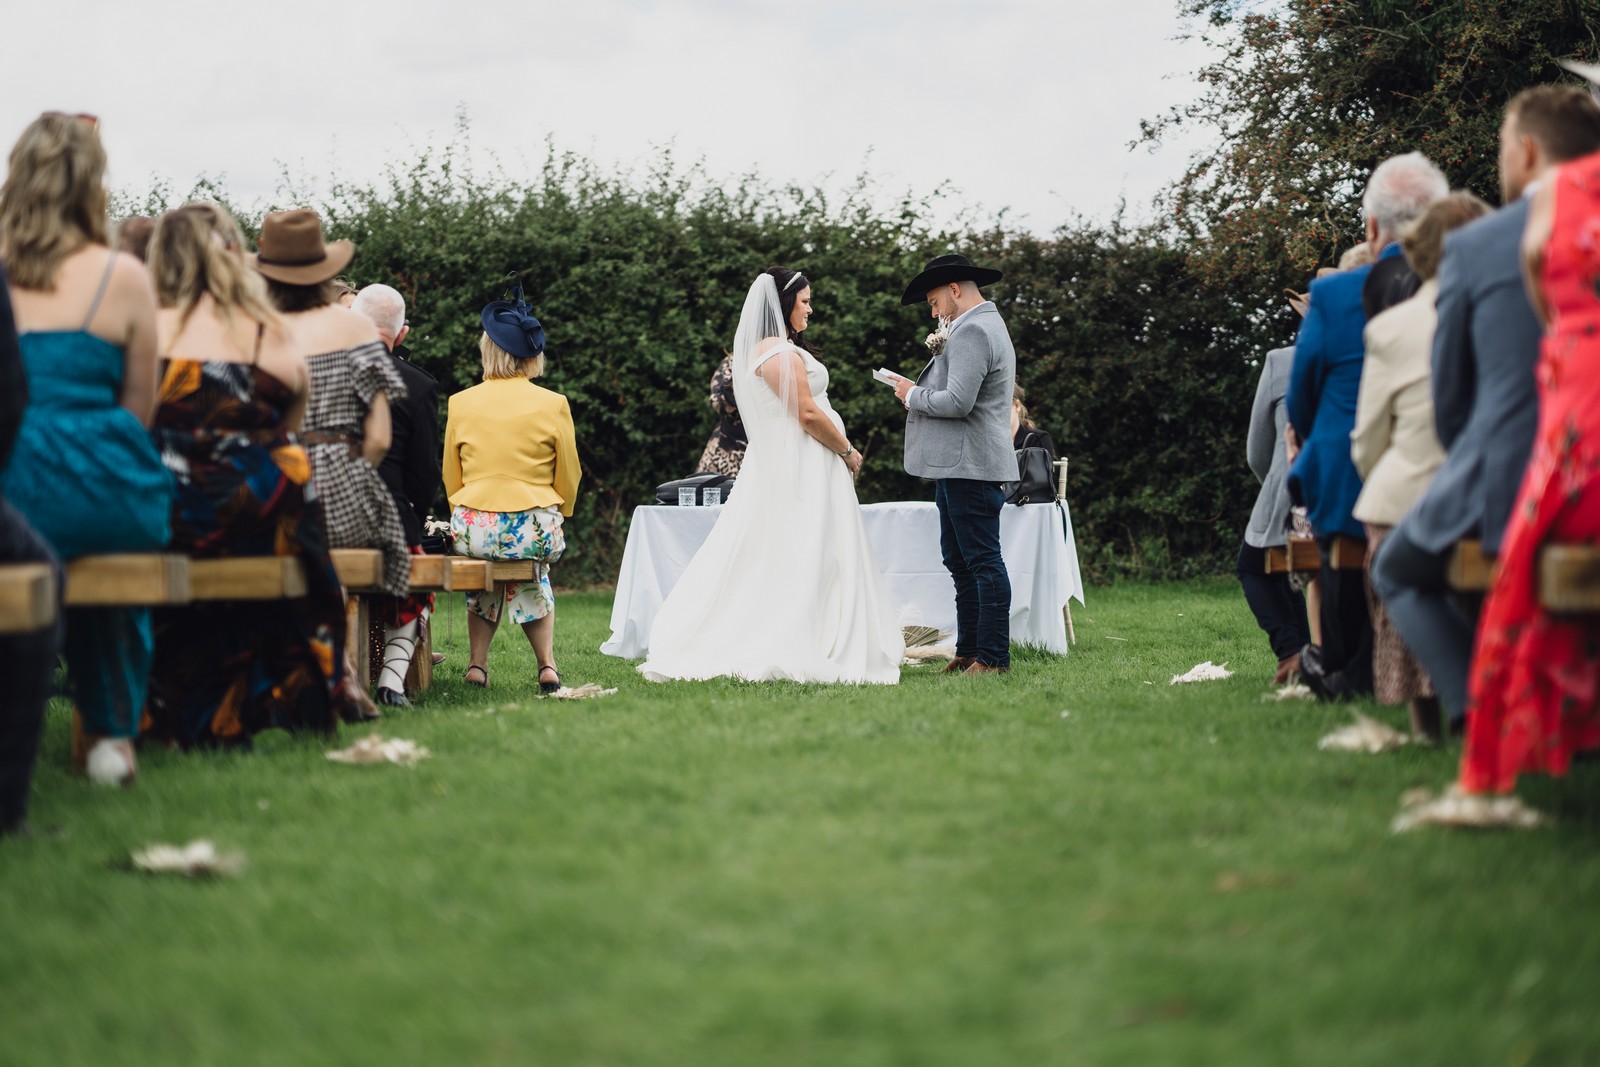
[250,209,354,285]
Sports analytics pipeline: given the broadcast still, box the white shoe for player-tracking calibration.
[86,739,137,788]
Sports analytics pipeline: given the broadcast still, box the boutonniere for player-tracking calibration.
[924,319,951,356]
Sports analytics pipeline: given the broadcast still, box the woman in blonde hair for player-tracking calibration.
[141,202,371,746]
[0,112,172,785]
[442,284,579,692]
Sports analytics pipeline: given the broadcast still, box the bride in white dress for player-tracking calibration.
[639,267,904,684]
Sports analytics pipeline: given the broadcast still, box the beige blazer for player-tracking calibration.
[1351,279,1446,526]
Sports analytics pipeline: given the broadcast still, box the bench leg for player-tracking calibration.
[406,616,434,695]
[345,594,372,693]
[1064,602,1076,645]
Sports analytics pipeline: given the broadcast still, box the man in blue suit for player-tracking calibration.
[1288,152,1448,700]
[1373,86,1600,730]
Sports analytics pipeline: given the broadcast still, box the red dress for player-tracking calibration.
[1461,154,1600,793]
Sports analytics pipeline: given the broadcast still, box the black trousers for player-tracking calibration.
[1235,541,1310,660]
[0,496,59,833]
[1318,533,1374,696]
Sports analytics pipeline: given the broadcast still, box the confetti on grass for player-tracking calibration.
[1317,711,1411,753]
[544,684,618,700]
[1392,784,1551,832]
[127,840,245,878]
[326,735,431,766]
[1262,683,1315,702]
[1169,661,1232,685]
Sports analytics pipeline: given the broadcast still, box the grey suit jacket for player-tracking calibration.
[903,303,1019,482]
[1402,200,1542,555]
[1245,346,1294,548]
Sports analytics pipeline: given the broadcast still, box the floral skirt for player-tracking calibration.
[450,504,565,625]
[1363,524,1436,705]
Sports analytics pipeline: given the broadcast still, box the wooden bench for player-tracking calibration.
[1443,540,1600,616]
[1265,536,1322,575]
[330,552,508,692]
[1264,535,1365,573]
[1447,540,1494,593]
[1539,545,1600,615]
[54,553,310,606]
[0,562,56,634]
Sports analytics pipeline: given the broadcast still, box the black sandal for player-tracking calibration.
[464,664,489,689]
[538,665,561,695]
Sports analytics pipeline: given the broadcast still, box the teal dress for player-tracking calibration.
[0,267,173,738]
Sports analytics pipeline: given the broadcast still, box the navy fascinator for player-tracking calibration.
[480,278,546,359]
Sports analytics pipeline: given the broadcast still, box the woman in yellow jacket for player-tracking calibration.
[443,287,579,693]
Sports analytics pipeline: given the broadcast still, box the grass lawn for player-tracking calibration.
[5,578,1600,1066]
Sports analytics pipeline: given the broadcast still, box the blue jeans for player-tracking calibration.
[935,479,1011,667]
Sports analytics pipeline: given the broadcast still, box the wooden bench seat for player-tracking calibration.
[189,557,308,600]
[0,562,57,634]
[1442,540,1600,615]
[1447,540,1494,593]
[1265,536,1325,574]
[1265,534,1366,574]
[333,553,497,692]
[64,554,190,606]
[1540,545,1600,615]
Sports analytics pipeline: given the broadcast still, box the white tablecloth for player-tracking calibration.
[601,499,1084,658]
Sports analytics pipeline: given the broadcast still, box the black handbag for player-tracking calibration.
[655,472,735,505]
[1003,433,1056,506]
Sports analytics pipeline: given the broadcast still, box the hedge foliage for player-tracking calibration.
[118,129,1279,586]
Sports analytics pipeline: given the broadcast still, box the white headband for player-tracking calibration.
[784,273,805,291]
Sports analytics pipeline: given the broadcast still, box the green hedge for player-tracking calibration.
[121,138,1283,585]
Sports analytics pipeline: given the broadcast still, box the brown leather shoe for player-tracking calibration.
[962,661,1011,676]
[1273,653,1301,685]
[941,656,977,674]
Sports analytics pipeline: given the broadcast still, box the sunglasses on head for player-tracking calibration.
[42,111,99,132]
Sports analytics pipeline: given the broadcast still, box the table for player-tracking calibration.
[601,500,1084,658]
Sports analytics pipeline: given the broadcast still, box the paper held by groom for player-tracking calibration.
[895,253,1020,676]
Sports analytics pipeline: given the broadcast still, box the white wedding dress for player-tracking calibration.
[638,275,903,684]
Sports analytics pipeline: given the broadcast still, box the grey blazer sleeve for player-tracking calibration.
[1246,354,1277,483]
[1430,235,1474,450]
[908,328,990,418]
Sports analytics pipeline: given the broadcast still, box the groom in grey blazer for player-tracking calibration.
[891,254,1019,674]
[1373,85,1600,727]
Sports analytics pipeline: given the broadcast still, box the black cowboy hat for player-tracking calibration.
[900,253,1003,306]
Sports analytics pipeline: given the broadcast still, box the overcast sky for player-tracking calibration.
[8,0,1215,232]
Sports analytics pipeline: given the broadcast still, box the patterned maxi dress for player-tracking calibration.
[143,358,363,745]
[695,354,747,476]
[1462,151,1600,793]
[303,341,411,597]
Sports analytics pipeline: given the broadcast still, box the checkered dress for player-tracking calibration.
[304,341,411,597]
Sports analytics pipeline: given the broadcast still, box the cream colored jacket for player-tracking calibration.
[1351,279,1446,526]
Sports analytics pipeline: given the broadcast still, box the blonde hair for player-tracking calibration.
[1012,384,1036,431]
[1337,244,1373,270]
[0,113,109,289]
[480,331,544,380]
[146,202,282,337]
[1401,191,1491,282]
